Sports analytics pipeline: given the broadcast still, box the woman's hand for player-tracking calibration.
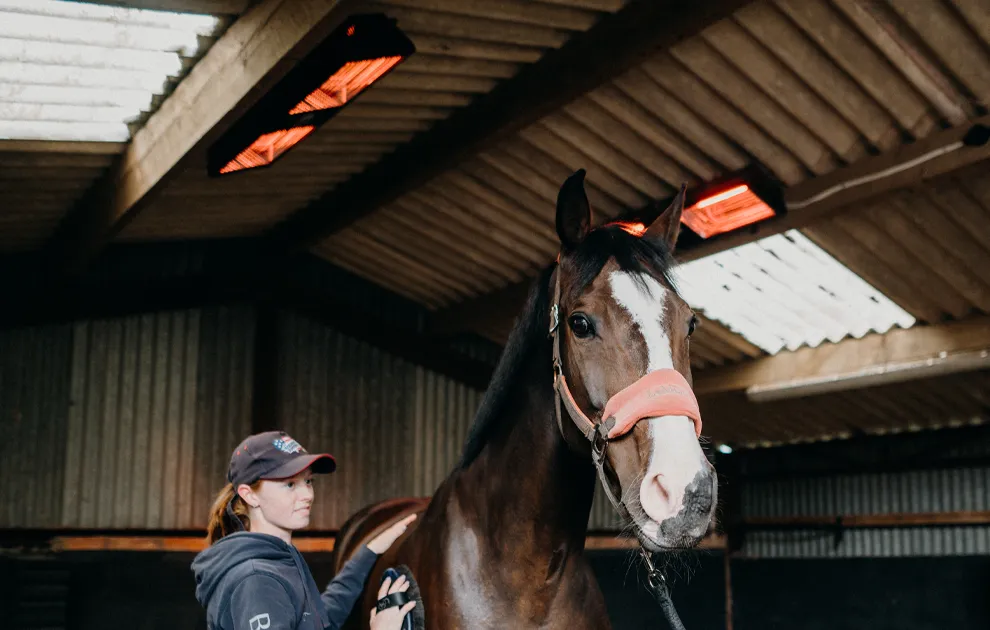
[370,575,416,630]
[367,514,416,554]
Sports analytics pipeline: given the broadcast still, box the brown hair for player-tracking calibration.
[206,481,262,544]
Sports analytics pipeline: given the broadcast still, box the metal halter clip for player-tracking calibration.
[641,549,668,594]
[549,303,560,336]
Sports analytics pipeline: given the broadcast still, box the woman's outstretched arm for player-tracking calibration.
[321,514,416,628]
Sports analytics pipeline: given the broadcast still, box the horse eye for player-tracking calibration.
[568,313,594,339]
[688,315,699,338]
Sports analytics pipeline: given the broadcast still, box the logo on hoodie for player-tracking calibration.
[272,436,305,454]
[249,613,271,630]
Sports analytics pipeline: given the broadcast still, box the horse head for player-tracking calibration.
[550,169,717,551]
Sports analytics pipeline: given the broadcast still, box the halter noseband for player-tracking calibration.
[548,263,703,518]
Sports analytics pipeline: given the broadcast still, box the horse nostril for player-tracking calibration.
[639,473,684,524]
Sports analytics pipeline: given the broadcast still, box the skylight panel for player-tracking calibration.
[0,0,222,143]
[0,38,182,74]
[672,229,917,354]
[0,62,169,91]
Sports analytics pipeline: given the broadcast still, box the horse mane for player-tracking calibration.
[457,263,554,469]
[456,225,679,469]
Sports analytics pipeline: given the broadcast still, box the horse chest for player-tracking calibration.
[438,527,609,629]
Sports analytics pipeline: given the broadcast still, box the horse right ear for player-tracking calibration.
[556,169,591,251]
[644,183,686,253]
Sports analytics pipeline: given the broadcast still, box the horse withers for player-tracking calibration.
[334,170,717,629]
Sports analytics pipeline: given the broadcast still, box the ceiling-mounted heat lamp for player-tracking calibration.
[208,14,414,177]
[681,166,785,240]
[682,184,775,238]
[608,166,785,249]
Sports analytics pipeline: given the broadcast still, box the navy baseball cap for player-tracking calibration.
[227,431,336,487]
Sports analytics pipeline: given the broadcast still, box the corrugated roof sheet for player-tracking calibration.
[313,0,988,338]
[805,162,990,325]
[673,229,917,354]
[0,0,225,142]
[1,140,120,252]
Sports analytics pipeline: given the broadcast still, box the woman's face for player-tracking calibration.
[241,469,315,536]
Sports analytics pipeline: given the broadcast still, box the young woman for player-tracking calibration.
[192,430,417,630]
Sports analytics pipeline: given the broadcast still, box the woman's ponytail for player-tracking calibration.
[206,482,255,544]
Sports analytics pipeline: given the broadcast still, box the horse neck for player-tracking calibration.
[454,338,597,553]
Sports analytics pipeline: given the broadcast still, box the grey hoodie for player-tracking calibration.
[192,532,378,630]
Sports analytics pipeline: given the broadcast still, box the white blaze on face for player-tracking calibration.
[608,271,706,529]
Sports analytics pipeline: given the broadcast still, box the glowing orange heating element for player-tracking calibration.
[681,184,775,238]
[289,56,403,114]
[219,126,315,174]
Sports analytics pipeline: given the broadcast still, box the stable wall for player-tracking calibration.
[727,430,990,630]
[0,305,483,532]
[734,429,990,558]
[0,307,254,530]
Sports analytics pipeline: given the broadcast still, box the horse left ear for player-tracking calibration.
[644,183,686,252]
[556,169,592,251]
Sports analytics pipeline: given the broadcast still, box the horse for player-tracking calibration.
[332,169,718,629]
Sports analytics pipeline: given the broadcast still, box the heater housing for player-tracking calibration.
[613,165,786,250]
[207,13,414,177]
[685,166,785,247]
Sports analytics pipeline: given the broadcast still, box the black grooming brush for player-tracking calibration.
[377,565,425,630]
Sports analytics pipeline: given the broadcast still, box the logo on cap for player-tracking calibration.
[272,436,305,454]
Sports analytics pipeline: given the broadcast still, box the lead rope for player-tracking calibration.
[549,265,687,630]
[641,548,687,630]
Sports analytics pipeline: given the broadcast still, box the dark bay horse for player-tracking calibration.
[333,170,718,629]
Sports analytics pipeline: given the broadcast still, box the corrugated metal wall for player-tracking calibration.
[277,310,484,529]
[63,310,200,529]
[191,306,256,530]
[740,465,990,558]
[0,324,73,528]
[0,306,255,530]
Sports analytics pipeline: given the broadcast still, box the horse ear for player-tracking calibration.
[645,183,686,252]
[556,169,592,251]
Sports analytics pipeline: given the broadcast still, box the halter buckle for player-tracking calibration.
[549,304,560,336]
[591,422,609,460]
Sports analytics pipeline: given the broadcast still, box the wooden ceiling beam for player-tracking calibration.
[693,316,990,398]
[431,118,990,339]
[44,0,365,275]
[262,0,751,254]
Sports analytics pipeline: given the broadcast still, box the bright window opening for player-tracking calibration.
[0,0,222,143]
[672,230,917,354]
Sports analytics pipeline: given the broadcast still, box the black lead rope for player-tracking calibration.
[641,548,687,630]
